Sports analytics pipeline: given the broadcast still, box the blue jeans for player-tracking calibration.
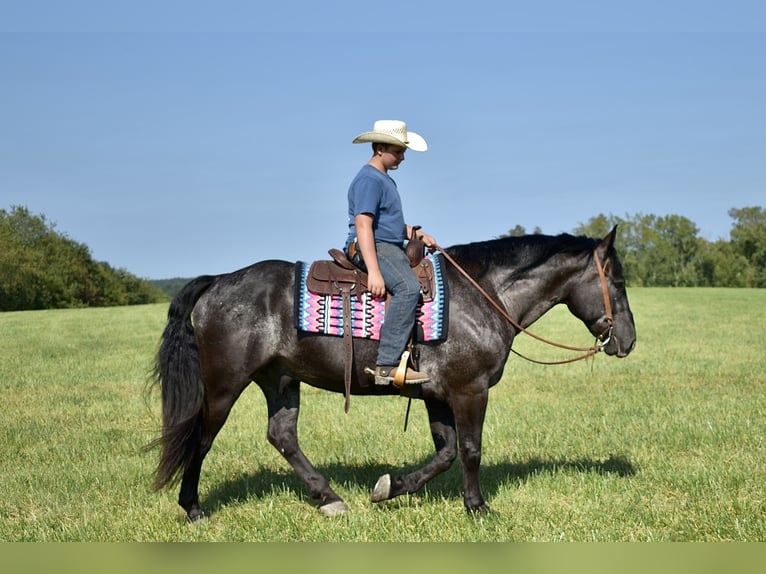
[372,241,422,366]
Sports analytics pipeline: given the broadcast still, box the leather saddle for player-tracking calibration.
[303,234,434,411]
[306,248,435,302]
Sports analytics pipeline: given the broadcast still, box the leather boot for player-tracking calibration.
[373,365,430,386]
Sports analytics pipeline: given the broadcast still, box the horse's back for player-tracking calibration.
[196,259,295,308]
[190,260,297,366]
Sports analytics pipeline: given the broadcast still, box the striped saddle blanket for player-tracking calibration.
[294,252,449,342]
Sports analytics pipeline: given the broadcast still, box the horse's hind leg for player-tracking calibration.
[178,380,248,522]
[371,397,458,504]
[259,375,348,517]
[176,429,205,522]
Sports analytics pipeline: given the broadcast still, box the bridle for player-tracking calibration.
[433,244,615,365]
[593,249,615,349]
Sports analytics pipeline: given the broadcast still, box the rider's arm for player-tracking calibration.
[355,213,386,298]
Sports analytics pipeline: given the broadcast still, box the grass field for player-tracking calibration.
[0,288,764,541]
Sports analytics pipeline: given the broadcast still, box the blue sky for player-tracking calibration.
[2,1,764,278]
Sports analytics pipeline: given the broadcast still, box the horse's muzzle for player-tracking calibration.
[604,329,636,358]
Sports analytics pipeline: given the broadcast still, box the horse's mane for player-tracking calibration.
[445,233,599,280]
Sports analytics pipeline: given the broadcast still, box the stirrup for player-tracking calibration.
[364,351,429,387]
[393,350,410,387]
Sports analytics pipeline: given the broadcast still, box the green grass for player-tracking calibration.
[0,289,764,541]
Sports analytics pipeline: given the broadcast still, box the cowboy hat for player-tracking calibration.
[352,120,428,152]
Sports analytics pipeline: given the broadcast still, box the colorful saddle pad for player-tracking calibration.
[294,252,448,342]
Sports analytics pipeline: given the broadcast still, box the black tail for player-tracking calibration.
[148,275,216,490]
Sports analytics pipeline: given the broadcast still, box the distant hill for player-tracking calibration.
[151,278,192,299]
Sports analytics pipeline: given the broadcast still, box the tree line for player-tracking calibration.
[1,206,167,311]
[2,204,764,312]
[506,206,766,287]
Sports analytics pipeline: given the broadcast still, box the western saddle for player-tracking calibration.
[304,234,435,411]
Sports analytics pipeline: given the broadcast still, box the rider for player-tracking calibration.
[345,120,437,385]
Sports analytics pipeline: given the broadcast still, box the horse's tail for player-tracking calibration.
[148,274,216,491]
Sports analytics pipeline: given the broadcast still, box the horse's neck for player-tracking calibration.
[448,237,580,329]
[492,260,568,329]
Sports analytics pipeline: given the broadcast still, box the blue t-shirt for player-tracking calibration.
[346,164,406,246]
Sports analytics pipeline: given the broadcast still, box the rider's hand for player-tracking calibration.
[419,232,437,249]
[367,269,386,299]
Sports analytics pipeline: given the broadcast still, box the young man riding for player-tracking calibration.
[345,120,437,385]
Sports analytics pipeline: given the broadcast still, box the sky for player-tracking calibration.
[1,1,764,279]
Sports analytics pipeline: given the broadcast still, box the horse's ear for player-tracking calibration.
[597,225,618,259]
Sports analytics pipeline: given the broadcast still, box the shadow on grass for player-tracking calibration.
[200,453,636,517]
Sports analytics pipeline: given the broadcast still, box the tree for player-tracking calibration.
[573,213,623,239]
[729,206,766,286]
[500,225,544,238]
[648,214,701,286]
[0,206,166,311]
[501,225,527,237]
[575,213,701,286]
[698,239,755,287]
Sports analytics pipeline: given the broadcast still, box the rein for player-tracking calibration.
[432,244,614,365]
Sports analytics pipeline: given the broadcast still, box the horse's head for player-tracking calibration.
[566,226,636,358]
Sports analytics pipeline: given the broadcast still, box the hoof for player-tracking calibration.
[186,509,208,523]
[466,503,493,515]
[319,500,349,517]
[371,473,392,503]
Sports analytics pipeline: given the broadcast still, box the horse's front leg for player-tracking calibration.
[371,397,458,503]
[453,385,491,513]
[259,375,348,517]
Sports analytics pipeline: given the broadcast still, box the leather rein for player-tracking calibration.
[433,244,615,365]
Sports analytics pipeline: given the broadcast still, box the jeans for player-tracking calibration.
[361,241,422,366]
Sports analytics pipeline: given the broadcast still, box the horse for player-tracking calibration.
[148,227,636,520]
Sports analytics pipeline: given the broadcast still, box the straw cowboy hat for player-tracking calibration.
[352,120,428,152]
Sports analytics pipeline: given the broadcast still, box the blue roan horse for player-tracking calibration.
[149,227,636,520]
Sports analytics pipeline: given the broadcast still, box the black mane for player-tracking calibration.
[445,233,599,280]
